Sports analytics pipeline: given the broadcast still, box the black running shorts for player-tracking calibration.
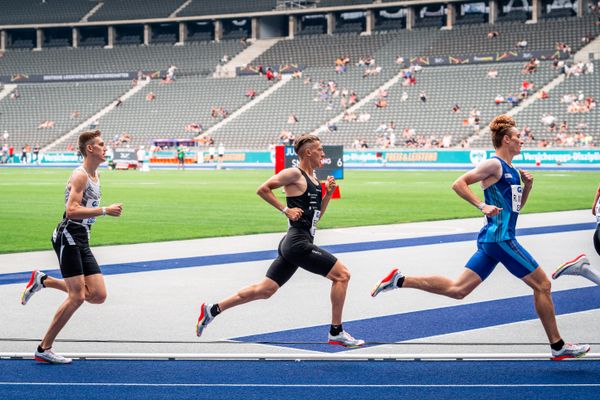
[594,225,600,257]
[266,227,337,287]
[51,221,101,279]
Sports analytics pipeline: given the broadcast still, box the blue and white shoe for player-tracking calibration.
[371,269,404,297]
[196,303,215,337]
[21,270,46,305]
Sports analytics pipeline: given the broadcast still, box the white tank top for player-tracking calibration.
[64,166,102,225]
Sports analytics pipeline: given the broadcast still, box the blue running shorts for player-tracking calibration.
[466,240,539,280]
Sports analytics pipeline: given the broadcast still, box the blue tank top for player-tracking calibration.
[478,156,522,243]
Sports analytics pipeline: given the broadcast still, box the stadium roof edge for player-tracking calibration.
[0,0,473,30]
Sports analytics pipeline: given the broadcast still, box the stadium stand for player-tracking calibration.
[88,0,185,22]
[321,62,560,149]
[0,0,597,151]
[176,0,276,17]
[62,75,273,149]
[0,41,245,76]
[252,15,599,68]
[208,65,398,149]
[251,32,398,68]
[317,0,372,6]
[420,15,599,56]
[0,0,93,25]
[472,60,599,148]
[0,81,131,151]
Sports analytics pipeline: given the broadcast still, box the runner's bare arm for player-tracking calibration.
[452,158,502,217]
[256,168,303,221]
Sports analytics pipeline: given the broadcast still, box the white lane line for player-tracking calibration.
[0,382,599,388]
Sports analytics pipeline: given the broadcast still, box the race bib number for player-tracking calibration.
[596,199,600,224]
[310,210,321,236]
[82,199,100,225]
[511,185,522,213]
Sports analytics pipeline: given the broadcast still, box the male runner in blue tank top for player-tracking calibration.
[20,131,123,364]
[371,115,589,360]
[196,134,364,347]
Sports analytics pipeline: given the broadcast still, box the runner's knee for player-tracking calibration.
[86,291,107,304]
[448,285,471,300]
[329,264,350,284]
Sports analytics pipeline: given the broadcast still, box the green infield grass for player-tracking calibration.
[0,168,596,253]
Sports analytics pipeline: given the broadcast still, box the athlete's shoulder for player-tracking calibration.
[281,167,303,178]
[69,168,88,187]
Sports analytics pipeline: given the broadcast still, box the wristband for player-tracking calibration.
[280,207,288,214]
[101,207,107,216]
[477,202,486,211]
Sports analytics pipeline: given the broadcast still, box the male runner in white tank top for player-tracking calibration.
[21,131,123,364]
[552,183,600,285]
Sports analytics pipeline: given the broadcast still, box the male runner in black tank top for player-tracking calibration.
[196,134,364,347]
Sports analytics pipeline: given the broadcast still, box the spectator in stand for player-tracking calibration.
[375,98,388,108]
[487,31,499,39]
[522,58,539,74]
[266,68,275,81]
[287,114,298,124]
[167,65,177,81]
[487,68,498,78]
[419,91,427,103]
[537,91,549,100]
[516,40,528,49]
[452,104,461,113]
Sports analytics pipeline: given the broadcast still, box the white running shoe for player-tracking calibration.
[552,254,590,280]
[371,269,404,297]
[551,343,591,361]
[21,270,46,305]
[328,331,365,348]
[34,348,72,364]
[196,303,215,337]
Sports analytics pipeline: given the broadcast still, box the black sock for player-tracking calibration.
[40,274,48,288]
[37,345,46,353]
[210,303,221,317]
[396,276,405,288]
[330,324,343,336]
[551,339,565,351]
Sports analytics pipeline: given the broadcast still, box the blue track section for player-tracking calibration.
[0,359,598,400]
[234,286,600,352]
[0,222,594,286]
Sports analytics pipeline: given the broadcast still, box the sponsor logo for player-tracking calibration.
[469,150,487,165]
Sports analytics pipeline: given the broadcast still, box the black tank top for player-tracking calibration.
[286,168,322,235]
